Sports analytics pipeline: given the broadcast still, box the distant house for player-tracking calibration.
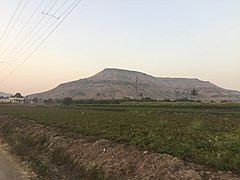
[0,93,25,104]
[9,97,24,103]
[0,97,10,103]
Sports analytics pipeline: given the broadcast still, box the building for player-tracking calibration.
[0,98,11,103]
[9,97,25,103]
[0,93,25,104]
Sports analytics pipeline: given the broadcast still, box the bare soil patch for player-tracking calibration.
[0,142,34,179]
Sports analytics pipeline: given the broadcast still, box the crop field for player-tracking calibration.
[0,102,240,172]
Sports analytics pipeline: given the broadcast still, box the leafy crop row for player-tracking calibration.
[0,104,239,172]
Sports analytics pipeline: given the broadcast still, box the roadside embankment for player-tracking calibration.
[0,115,239,179]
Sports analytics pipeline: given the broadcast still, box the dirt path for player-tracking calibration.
[0,144,32,180]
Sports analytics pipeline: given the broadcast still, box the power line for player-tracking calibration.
[0,0,70,73]
[0,0,60,71]
[0,0,24,44]
[0,0,59,64]
[0,62,11,65]
[0,0,82,84]
[12,19,41,25]
[41,12,60,20]
[0,0,46,59]
[0,0,30,50]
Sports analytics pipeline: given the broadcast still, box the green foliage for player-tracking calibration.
[51,148,71,166]
[0,102,240,172]
[191,89,199,97]
[38,134,48,146]
[0,122,106,179]
[87,166,106,180]
[44,99,53,104]
[62,97,74,106]
[189,120,202,131]
[13,92,24,98]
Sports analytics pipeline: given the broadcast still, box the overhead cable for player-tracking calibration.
[0,0,24,44]
[0,0,30,50]
[0,0,82,84]
[0,0,46,59]
[0,0,60,72]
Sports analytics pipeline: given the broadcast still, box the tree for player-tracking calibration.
[32,97,38,103]
[44,99,53,104]
[191,89,199,100]
[62,97,73,106]
[14,93,23,98]
[191,89,198,96]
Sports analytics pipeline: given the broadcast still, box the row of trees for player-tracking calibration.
[32,89,201,105]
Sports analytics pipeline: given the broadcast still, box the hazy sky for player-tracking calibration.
[0,0,239,95]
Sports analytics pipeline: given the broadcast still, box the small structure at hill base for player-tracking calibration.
[0,93,25,103]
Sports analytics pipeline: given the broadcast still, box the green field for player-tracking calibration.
[0,102,240,172]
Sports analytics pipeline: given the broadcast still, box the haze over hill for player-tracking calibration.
[0,92,12,97]
[28,68,240,102]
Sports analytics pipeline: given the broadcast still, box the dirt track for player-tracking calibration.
[0,143,32,180]
[0,115,239,179]
[0,151,22,180]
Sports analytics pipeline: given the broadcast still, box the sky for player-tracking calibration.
[0,0,239,95]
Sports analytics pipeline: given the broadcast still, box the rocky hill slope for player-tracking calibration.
[0,92,12,97]
[28,68,240,102]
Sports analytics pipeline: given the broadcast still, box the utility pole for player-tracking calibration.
[135,76,139,100]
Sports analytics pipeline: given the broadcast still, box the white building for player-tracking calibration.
[9,97,25,103]
[0,98,11,103]
[0,93,25,103]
